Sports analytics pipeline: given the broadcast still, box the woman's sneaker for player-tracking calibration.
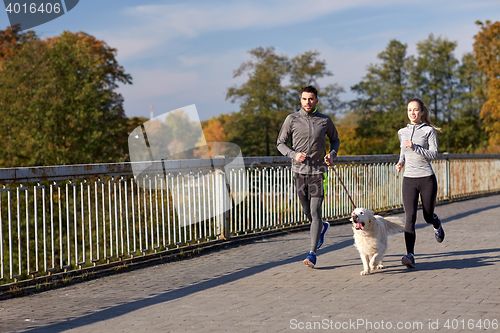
[317,222,330,249]
[401,253,415,269]
[434,224,445,243]
[303,252,316,268]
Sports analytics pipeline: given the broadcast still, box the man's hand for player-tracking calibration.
[324,154,333,166]
[295,152,307,162]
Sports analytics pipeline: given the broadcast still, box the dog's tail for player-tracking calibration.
[382,217,405,235]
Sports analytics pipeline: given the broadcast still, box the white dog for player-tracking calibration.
[351,207,405,276]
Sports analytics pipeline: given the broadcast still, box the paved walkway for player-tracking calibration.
[1,195,500,333]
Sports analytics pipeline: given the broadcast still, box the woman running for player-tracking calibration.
[396,98,445,269]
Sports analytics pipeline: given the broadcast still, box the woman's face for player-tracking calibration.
[407,101,424,124]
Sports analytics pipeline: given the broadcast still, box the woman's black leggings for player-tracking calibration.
[402,174,441,255]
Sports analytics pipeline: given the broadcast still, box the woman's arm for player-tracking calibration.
[412,128,438,160]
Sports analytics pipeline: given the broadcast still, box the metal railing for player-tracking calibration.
[1,154,499,284]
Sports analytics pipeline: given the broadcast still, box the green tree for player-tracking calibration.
[226,47,290,157]
[474,20,500,152]
[410,34,459,120]
[0,28,132,167]
[409,34,459,151]
[226,47,344,157]
[447,53,488,152]
[350,39,412,154]
[288,50,346,115]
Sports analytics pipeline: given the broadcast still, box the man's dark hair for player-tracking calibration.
[300,85,318,98]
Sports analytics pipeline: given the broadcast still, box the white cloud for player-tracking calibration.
[308,44,380,98]
[119,48,249,116]
[336,29,408,46]
[449,0,500,10]
[437,23,479,58]
[121,69,200,101]
[178,55,210,67]
[107,37,159,61]
[102,0,399,61]
[402,22,479,61]
[108,0,500,120]
[129,0,375,33]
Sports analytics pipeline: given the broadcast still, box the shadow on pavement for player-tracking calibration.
[384,247,500,274]
[23,237,356,332]
[22,200,500,332]
[440,203,500,223]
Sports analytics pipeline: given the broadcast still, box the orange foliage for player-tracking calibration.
[203,117,227,143]
[474,20,500,151]
[194,117,227,158]
[0,25,37,62]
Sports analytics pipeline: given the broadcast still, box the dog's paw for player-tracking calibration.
[360,270,370,276]
[376,264,385,270]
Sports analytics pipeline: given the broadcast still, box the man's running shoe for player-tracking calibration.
[317,222,330,249]
[303,252,316,268]
[401,253,415,269]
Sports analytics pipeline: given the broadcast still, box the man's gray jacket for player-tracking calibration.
[277,108,340,175]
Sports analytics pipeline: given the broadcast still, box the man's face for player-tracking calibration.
[300,92,318,113]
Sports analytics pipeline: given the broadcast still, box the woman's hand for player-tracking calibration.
[396,162,403,173]
[405,140,413,149]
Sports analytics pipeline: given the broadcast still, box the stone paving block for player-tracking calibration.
[1,195,500,332]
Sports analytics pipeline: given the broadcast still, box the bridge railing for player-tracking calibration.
[1,154,499,284]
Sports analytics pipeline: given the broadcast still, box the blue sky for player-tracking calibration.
[1,0,499,121]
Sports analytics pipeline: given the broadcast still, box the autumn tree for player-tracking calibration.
[0,28,132,167]
[201,116,227,145]
[474,20,500,152]
[194,116,228,158]
[0,24,37,61]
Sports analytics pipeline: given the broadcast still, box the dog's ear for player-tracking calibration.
[367,210,376,222]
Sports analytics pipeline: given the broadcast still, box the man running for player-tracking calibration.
[277,85,340,268]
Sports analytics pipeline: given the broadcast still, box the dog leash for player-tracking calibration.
[329,164,357,209]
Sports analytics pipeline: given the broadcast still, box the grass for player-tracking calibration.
[62,275,72,285]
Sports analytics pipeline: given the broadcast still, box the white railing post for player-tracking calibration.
[214,156,231,240]
[0,154,499,284]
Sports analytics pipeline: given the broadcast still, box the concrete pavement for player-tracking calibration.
[1,195,499,333]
